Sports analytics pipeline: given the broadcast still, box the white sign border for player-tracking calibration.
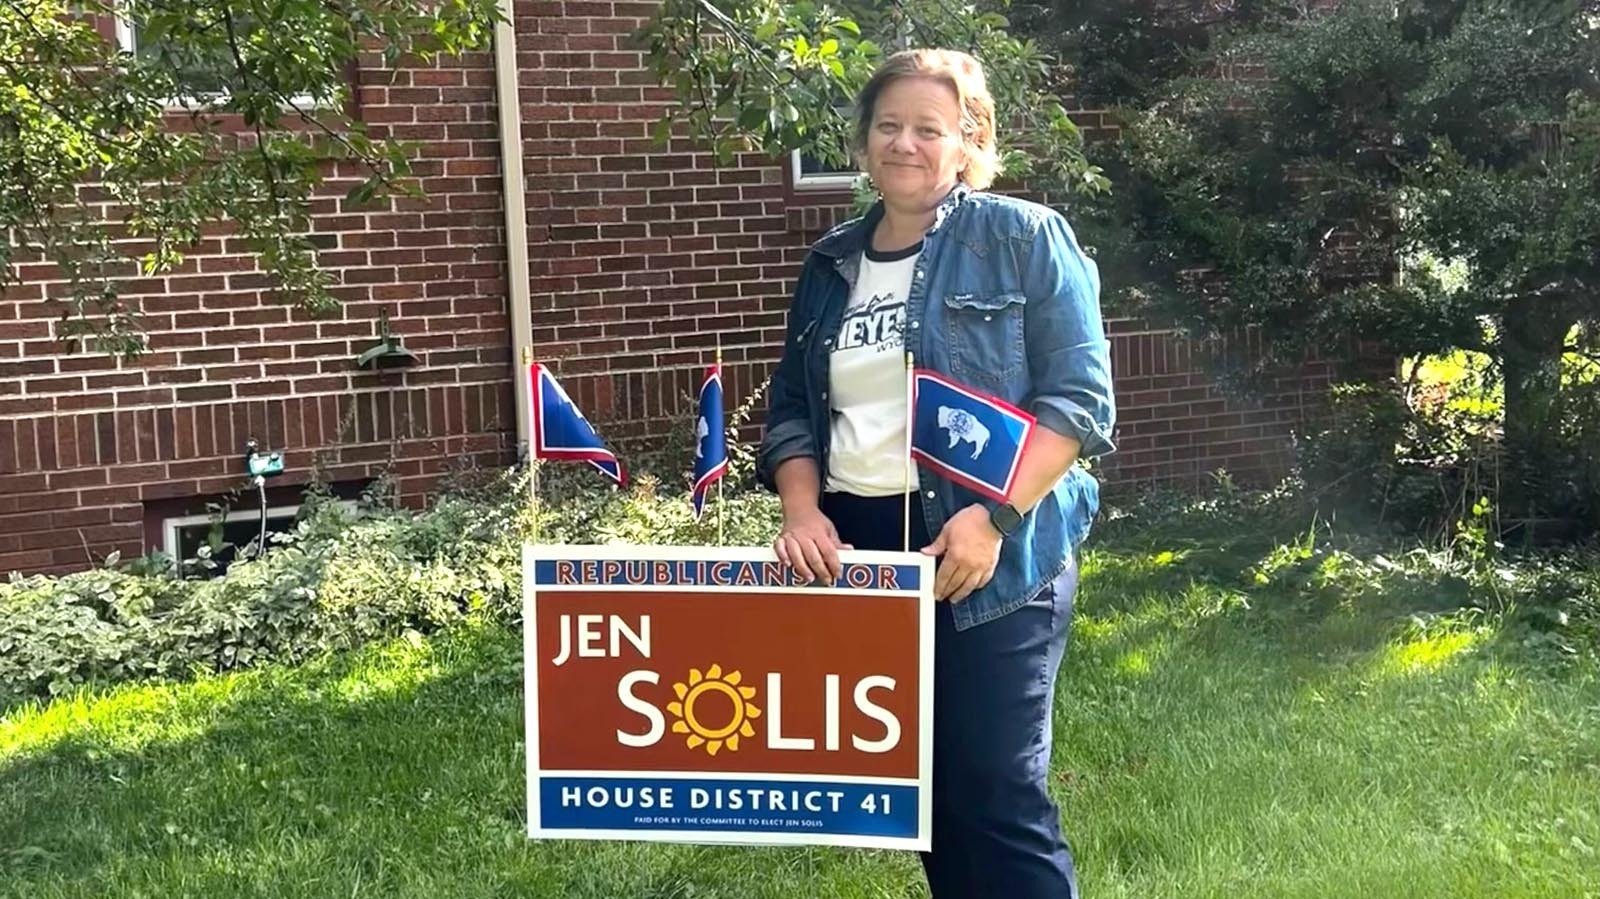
[523,543,936,851]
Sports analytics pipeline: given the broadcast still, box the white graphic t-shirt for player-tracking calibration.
[826,241,921,496]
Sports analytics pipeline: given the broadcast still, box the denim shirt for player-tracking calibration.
[757,182,1117,631]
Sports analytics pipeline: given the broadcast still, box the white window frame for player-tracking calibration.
[161,500,356,559]
[115,13,325,112]
[790,148,861,192]
[790,104,861,192]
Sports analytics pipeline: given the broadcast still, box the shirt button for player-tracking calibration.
[983,315,992,322]
[911,321,920,329]
[925,490,936,499]
[820,391,828,401]
[915,271,924,279]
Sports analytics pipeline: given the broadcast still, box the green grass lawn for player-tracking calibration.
[4,526,1599,898]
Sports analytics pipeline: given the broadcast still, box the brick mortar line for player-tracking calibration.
[1,381,519,411]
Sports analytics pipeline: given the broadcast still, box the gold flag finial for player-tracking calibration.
[521,346,532,366]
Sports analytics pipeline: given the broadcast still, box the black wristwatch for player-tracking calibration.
[988,501,1023,537]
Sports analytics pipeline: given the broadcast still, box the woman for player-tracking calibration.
[756,49,1116,898]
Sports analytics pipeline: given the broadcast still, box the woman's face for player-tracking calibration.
[863,76,966,210]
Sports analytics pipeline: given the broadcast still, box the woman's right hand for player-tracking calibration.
[774,504,852,585]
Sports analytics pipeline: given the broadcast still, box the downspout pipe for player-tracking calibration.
[492,0,534,457]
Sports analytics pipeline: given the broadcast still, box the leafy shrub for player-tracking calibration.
[1297,374,1500,542]
[0,570,191,698]
[1300,345,1600,545]
[1,460,785,707]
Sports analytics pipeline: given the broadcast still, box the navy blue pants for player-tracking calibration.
[821,492,1079,899]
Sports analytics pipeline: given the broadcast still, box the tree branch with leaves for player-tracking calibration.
[1077,0,1600,526]
[0,0,501,357]
[633,0,1109,204]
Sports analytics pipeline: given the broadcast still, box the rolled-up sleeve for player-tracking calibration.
[1022,212,1117,458]
[756,416,814,492]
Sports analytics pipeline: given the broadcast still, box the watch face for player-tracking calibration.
[993,503,1022,534]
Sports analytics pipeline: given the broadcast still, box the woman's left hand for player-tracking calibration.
[920,503,1004,602]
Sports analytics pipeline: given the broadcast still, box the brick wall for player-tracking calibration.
[514,0,799,438]
[0,43,516,575]
[0,0,1364,576]
[1100,324,1346,486]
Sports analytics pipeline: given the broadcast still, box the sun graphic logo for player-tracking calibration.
[667,664,761,756]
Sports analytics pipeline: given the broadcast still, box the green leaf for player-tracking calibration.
[737,104,768,130]
[345,178,379,206]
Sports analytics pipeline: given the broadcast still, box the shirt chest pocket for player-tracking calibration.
[943,291,1026,389]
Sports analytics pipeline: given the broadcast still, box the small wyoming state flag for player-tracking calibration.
[690,363,727,519]
[528,363,627,487]
[910,369,1035,502]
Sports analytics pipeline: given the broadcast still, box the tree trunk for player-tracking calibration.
[1498,304,1575,541]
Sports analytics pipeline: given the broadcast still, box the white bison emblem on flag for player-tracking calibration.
[937,406,991,458]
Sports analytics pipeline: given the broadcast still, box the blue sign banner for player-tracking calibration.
[539,776,919,840]
[532,557,924,592]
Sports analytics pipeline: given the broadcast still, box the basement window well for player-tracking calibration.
[160,500,356,576]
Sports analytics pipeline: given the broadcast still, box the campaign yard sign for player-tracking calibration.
[523,545,935,850]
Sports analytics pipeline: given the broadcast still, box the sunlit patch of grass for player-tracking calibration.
[1,672,262,760]
[1376,628,1483,677]
[1115,648,1154,678]
[325,631,448,702]
[1071,615,1121,643]
[1149,549,1186,567]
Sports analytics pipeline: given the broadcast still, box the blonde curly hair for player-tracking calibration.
[852,48,1001,191]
